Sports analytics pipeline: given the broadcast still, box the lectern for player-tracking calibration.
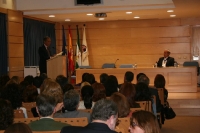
[47,55,67,79]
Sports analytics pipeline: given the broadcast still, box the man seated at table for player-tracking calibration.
[29,94,70,131]
[157,50,175,67]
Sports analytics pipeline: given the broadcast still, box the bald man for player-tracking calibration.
[157,50,175,67]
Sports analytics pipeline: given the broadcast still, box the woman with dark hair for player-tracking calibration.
[78,85,94,109]
[92,82,106,102]
[110,92,130,118]
[0,99,14,130]
[84,73,96,85]
[119,82,140,108]
[129,110,160,133]
[5,123,32,133]
[0,74,10,88]
[104,75,118,96]
[23,85,38,102]
[135,82,151,101]
[154,74,168,102]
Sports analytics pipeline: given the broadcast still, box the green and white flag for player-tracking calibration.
[76,25,81,68]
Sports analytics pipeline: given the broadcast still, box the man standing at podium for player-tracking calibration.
[157,50,175,67]
[38,36,52,75]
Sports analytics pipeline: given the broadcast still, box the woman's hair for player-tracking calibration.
[92,83,106,102]
[0,74,10,88]
[154,74,166,89]
[131,110,160,133]
[135,82,151,101]
[84,74,96,85]
[0,99,14,130]
[110,92,130,118]
[80,81,91,89]
[41,79,63,103]
[4,123,32,133]
[23,85,38,102]
[81,85,94,109]
[104,75,118,96]
[119,83,137,108]
[6,76,20,85]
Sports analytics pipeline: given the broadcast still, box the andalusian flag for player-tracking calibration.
[76,25,81,68]
[82,24,89,66]
[68,26,74,74]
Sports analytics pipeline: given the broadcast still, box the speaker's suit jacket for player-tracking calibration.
[38,45,51,74]
[157,57,175,67]
[61,122,117,133]
[28,118,70,131]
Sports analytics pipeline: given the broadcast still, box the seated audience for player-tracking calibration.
[135,82,152,101]
[29,94,70,131]
[5,123,32,133]
[24,75,34,85]
[23,85,38,102]
[129,110,160,133]
[104,75,118,97]
[61,99,118,133]
[33,76,43,94]
[62,83,74,94]
[119,82,140,108]
[0,74,10,89]
[84,73,96,85]
[80,81,91,89]
[99,73,108,86]
[110,92,130,118]
[56,75,68,91]
[0,99,14,130]
[136,73,146,82]
[92,82,106,102]
[54,90,91,122]
[119,71,135,88]
[78,85,94,109]
[75,72,89,86]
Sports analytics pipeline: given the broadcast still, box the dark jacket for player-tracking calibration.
[157,57,175,67]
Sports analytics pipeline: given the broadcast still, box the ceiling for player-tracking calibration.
[15,0,200,22]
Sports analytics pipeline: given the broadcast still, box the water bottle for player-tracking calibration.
[154,62,157,68]
[174,62,177,67]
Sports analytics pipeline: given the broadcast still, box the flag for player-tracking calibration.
[82,24,89,66]
[68,26,75,74]
[62,25,67,55]
[76,25,81,68]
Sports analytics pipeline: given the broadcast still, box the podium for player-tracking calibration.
[47,55,67,79]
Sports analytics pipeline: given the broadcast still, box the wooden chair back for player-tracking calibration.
[157,88,165,105]
[78,109,92,113]
[14,118,39,124]
[0,130,4,133]
[117,117,130,133]
[130,107,145,113]
[136,101,152,112]
[32,131,60,133]
[54,117,88,127]
[14,109,25,118]
[22,102,36,118]
[115,127,125,133]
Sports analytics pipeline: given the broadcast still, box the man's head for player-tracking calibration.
[43,36,51,47]
[124,71,134,83]
[36,94,57,117]
[137,75,150,86]
[91,99,118,130]
[164,50,170,58]
[63,90,80,111]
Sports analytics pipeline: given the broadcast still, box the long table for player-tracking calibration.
[76,67,197,92]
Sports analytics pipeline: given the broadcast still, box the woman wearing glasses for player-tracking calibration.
[129,110,160,133]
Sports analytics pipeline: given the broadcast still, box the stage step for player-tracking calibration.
[168,99,200,116]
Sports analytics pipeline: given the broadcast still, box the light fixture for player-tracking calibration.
[65,19,71,21]
[170,15,176,17]
[99,18,105,20]
[49,15,55,17]
[167,10,174,12]
[134,16,140,19]
[126,12,132,14]
[87,13,93,16]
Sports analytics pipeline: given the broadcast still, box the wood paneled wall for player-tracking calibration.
[7,10,24,79]
[55,18,200,68]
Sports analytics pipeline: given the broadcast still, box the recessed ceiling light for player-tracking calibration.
[126,12,132,14]
[170,15,176,17]
[99,18,105,20]
[87,13,93,16]
[65,19,71,21]
[134,16,140,19]
[49,15,55,17]
[167,10,174,12]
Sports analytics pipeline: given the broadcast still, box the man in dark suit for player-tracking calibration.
[157,50,175,67]
[38,36,52,75]
[28,94,70,131]
[61,99,118,133]
[119,71,135,88]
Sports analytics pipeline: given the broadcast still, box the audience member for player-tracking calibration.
[29,94,70,131]
[0,74,10,88]
[80,81,91,89]
[119,82,140,108]
[100,73,108,85]
[23,85,38,102]
[129,110,160,133]
[92,83,106,102]
[104,75,118,97]
[61,99,118,133]
[0,99,14,130]
[75,72,89,86]
[56,75,68,91]
[135,82,151,101]
[119,71,135,88]
[5,123,32,133]
[54,90,91,122]
[33,76,43,94]
[24,75,34,85]
[136,73,146,82]
[110,92,130,118]
[62,83,74,94]
[84,73,96,85]
[157,49,175,67]
[40,73,48,82]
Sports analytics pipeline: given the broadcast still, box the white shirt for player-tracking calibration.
[162,57,168,67]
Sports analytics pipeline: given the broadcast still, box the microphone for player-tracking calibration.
[114,59,119,68]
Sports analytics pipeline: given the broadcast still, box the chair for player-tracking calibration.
[136,101,152,112]
[117,118,130,133]
[115,127,125,133]
[157,88,165,105]
[183,61,199,75]
[54,117,88,127]
[130,107,145,112]
[78,109,92,113]
[22,102,36,118]
[14,109,25,118]
[14,118,39,124]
